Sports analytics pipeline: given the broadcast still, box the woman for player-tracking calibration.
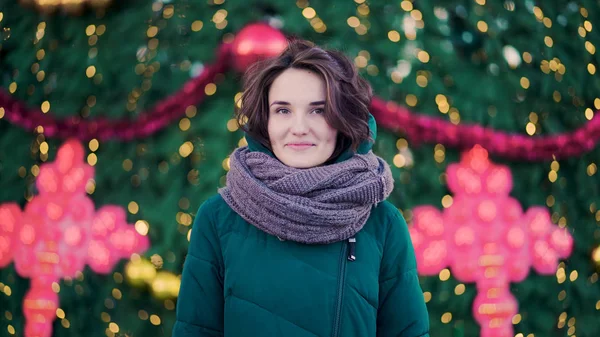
[173,40,429,337]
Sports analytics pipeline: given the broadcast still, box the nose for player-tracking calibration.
[290,112,309,135]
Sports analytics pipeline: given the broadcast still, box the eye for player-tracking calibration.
[312,108,324,114]
[276,108,291,114]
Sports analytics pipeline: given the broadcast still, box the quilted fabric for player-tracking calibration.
[173,195,430,337]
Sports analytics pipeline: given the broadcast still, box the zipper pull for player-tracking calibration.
[347,237,356,261]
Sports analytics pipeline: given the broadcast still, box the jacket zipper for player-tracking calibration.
[332,238,355,337]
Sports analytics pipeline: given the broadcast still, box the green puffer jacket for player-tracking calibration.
[173,115,430,337]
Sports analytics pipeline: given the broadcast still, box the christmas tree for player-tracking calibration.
[1,1,599,336]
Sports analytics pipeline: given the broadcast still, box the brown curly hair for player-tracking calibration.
[236,39,373,162]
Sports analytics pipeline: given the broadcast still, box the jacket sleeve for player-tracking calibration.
[173,198,224,337]
[377,207,430,337]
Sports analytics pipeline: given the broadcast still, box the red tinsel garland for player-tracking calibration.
[1,23,599,161]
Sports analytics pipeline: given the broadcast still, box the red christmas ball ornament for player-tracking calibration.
[231,23,288,73]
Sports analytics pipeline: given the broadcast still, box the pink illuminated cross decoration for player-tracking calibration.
[0,139,149,337]
[409,145,573,337]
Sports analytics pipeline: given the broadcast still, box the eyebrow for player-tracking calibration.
[269,100,326,107]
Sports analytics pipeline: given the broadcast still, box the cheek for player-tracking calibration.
[267,119,282,144]
[323,125,338,143]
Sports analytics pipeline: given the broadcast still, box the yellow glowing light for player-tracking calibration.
[417,50,430,63]
[354,55,368,68]
[423,292,431,303]
[205,83,217,96]
[396,138,408,150]
[9,82,17,93]
[87,153,97,166]
[523,52,532,63]
[393,154,406,168]
[533,6,544,20]
[36,70,46,82]
[512,314,522,324]
[128,201,139,215]
[135,220,149,236]
[355,24,368,35]
[86,66,96,78]
[526,122,536,135]
[191,20,203,32]
[97,25,106,36]
[544,36,553,47]
[179,141,194,158]
[40,142,49,154]
[410,10,422,21]
[85,25,95,36]
[477,21,488,32]
[147,26,158,38]
[227,119,239,132]
[40,101,50,113]
[179,118,191,131]
[475,0,485,4]
[543,17,552,28]
[439,268,451,281]
[7,325,15,335]
[405,94,418,107]
[400,1,412,11]
[163,6,174,19]
[520,77,530,89]
[122,159,133,171]
[548,170,557,182]
[553,91,561,102]
[454,284,465,295]
[388,30,400,42]
[347,16,360,28]
[37,49,45,60]
[570,270,578,282]
[138,310,149,320]
[302,7,316,19]
[109,322,119,333]
[357,4,369,15]
[185,105,197,118]
[150,315,161,325]
[441,312,452,323]
[89,139,99,152]
[222,157,230,171]
[588,64,596,75]
[441,195,453,208]
[585,41,596,55]
[584,20,592,32]
[0,107,4,119]
[587,163,597,176]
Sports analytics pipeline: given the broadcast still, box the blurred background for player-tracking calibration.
[0,0,599,336]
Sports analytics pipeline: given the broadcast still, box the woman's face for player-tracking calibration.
[267,68,338,168]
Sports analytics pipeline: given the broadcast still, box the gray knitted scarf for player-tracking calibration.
[218,146,394,244]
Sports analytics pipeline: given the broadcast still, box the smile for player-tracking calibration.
[286,144,315,150]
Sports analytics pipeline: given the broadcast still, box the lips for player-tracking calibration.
[286,143,315,150]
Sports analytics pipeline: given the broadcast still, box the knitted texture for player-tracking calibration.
[218,146,394,244]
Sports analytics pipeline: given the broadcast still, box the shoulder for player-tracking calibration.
[369,200,408,235]
[366,200,415,262]
[195,194,229,218]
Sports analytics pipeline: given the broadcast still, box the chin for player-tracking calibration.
[280,156,325,169]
